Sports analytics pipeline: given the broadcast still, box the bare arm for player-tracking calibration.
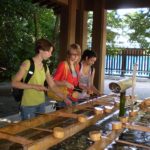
[55,80,74,89]
[11,61,47,91]
[91,68,95,86]
[90,68,101,95]
[46,73,68,99]
[46,72,72,105]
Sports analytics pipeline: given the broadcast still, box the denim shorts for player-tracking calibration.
[20,103,45,120]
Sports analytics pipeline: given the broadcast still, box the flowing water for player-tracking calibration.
[51,111,150,150]
[0,108,149,150]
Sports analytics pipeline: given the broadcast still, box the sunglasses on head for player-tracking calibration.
[69,53,79,56]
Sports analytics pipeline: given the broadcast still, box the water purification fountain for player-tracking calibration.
[109,78,132,116]
[109,64,137,117]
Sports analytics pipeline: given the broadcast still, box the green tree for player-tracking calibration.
[106,10,123,54]
[125,9,150,53]
[0,0,57,81]
[87,11,123,54]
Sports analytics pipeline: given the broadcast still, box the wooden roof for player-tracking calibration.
[33,0,150,11]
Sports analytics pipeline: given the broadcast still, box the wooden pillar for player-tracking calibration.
[92,0,106,93]
[76,0,88,52]
[59,0,77,61]
[60,6,68,61]
[68,0,77,45]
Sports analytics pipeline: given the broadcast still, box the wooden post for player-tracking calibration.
[59,6,68,61]
[59,0,77,61]
[67,0,77,45]
[121,50,126,77]
[92,0,106,94]
[76,0,88,51]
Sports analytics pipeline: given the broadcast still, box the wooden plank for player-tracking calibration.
[76,0,88,51]
[116,140,150,149]
[67,0,77,45]
[87,110,150,150]
[85,0,150,11]
[0,95,118,150]
[0,131,33,145]
[57,112,79,119]
[92,0,106,94]
[30,127,52,133]
[24,110,118,150]
[0,111,59,134]
[105,0,150,9]
[33,0,68,5]
[124,123,150,132]
[0,96,112,134]
[52,0,68,5]
[87,130,123,150]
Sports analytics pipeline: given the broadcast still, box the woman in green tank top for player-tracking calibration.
[12,39,66,120]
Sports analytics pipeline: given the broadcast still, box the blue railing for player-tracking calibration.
[105,49,150,78]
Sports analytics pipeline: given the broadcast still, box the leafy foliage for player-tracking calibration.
[107,11,122,43]
[124,9,150,53]
[0,0,57,81]
[88,9,150,55]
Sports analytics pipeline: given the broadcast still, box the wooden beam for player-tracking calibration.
[125,123,150,132]
[59,0,78,60]
[29,127,53,133]
[76,0,88,51]
[84,0,94,11]
[32,0,68,6]
[92,0,107,94]
[0,96,116,150]
[105,0,150,9]
[0,95,119,150]
[0,95,112,135]
[67,0,77,45]
[0,131,33,145]
[0,111,58,134]
[57,112,80,119]
[87,130,123,150]
[33,0,150,11]
[84,0,150,11]
[59,6,68,61]
[116,140,150,149]
[24,109,118,150]
[55,0,68,5]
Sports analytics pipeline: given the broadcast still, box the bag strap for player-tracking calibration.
[64,61,68,80]
[79,62,81,70]
[42,61,47,73]
[24,58,35,83]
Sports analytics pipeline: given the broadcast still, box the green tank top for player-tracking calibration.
[21,60,47,106]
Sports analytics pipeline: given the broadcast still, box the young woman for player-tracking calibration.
[12,38,66,120]
[53,43,81,108]
[79,49,100,98]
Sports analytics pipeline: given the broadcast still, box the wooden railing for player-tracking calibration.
[105,49,150,78]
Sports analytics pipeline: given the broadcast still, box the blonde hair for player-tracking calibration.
[66,43,81,65]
